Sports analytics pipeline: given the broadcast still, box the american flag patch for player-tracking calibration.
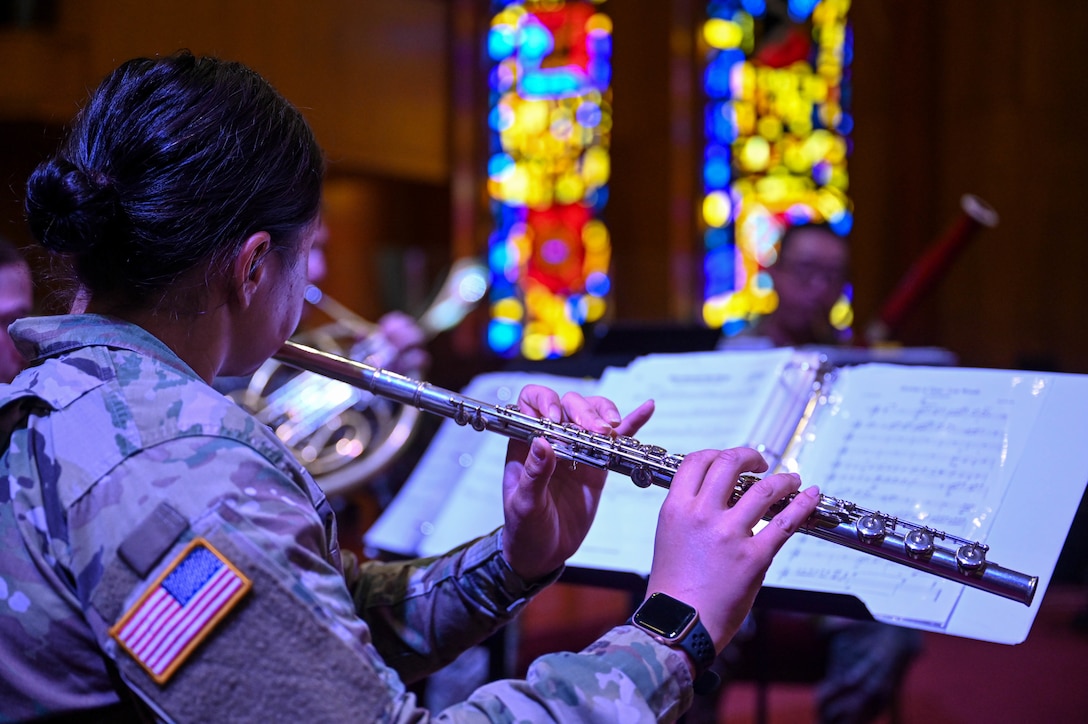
[110,537,251,684]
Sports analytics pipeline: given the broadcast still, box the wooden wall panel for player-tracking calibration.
[0,0,449,181]
[848,1,1088,372]
[0,0,452,329]
[3,1,1087,372]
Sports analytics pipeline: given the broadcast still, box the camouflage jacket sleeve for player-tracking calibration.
[428,625,695,723]
[37,439,689,723]
[343,531,695,722]
[343,527,559,683]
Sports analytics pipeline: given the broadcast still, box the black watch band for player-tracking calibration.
[628,593,720,695]
[672,617,719,695]
[674,614,718,683]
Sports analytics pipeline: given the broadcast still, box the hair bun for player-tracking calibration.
[25,158,122,255]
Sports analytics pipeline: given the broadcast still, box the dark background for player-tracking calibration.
[2,1,1086,378]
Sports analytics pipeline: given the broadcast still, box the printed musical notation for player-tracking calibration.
[764,365,1049,626]
[368,348,1088,644]
[415,349,797,567]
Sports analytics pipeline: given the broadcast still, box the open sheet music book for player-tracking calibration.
[364,349,1088,645]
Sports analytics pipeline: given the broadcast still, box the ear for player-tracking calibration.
[232,231,272,308]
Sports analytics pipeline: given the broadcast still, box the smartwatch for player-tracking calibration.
[629,592,719,694]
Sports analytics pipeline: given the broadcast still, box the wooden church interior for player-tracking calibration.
[2,1,1087,721]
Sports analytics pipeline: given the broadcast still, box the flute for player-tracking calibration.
[274,340,1038,606]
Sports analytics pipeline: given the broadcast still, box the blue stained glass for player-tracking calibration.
[519,22,553,60]
[701,0,853,333]
[585,271,611,296]
[497,203,525,225]
[704,227,731,250]
[787,0,819,22]
[590,185,609,209]
[488,320,521,354]
[783,206,815,225]
[705,51,742,99]
[708,0,741,17]
[838,112,854,135]
[705,278,732,299]
[490,65,514,93]
[705,102,737,145]
[704,248,736,296]
[588,33,612,57]
[487,106,505,132]
[721,318,748,337]
[704,155,732,189]
[588,60,612,89]
[491,278,516,297]
[488,153,514,178]
[829,213,854,237]
[486,3,614,357]
[522,71,581,98]
[488,240,509,268]
[567,295,587,324]
[488,26,516,61]
[575,102,602,128]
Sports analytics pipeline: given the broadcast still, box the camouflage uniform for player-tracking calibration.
[0,315,692,722]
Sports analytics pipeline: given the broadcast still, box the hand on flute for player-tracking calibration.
[646,448,820,651]
[500,385,655,582]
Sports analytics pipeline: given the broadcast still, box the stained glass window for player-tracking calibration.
[486,0,613,359]
[702,0,854,338]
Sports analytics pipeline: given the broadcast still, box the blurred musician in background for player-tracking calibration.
[0,235,33,383]
[697,222,923,724]
[719,222,851,350]
[304,216,431,376]
[0,51,822,722]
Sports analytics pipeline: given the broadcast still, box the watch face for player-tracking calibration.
[632,592,698,641]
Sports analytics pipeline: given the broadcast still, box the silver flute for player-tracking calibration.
[275,340,1038,606]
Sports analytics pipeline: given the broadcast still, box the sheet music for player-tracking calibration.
[366,371,597,557]
[415,349,798,565]
[567,349,798,573]
[410,372,601,558]
[370,349,1088,644]
[769,364,1048,628]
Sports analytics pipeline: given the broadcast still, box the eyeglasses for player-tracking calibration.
[777,259,847,288]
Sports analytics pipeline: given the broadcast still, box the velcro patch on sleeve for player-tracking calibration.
[109,537,251,684]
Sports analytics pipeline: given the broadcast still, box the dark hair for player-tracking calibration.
[24,51,325,311]
[0,235,27,269]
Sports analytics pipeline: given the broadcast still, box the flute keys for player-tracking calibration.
[905,529,935,558]
[956,543,988,572]
[452,404,488,431]
[640,444,667,459]
[631,467,653,488]
[856,514,887,543]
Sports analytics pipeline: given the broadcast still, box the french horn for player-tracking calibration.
[233,257,489,496]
